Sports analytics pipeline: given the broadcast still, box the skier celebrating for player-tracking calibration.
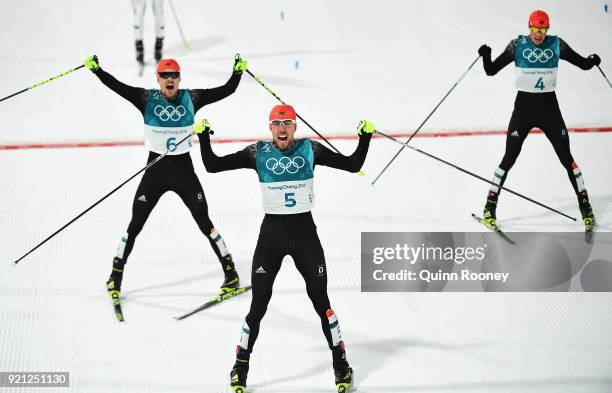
[131,0,165,64]
[83,54,249,316]
[194,105,375,393]
[478,10,601,232]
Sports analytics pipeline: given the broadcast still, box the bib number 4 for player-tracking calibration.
[534,77,545,91]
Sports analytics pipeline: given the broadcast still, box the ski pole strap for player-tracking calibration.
[0,64,85,103]
[376,130,576,222]
[244,69,342,155]
[597,65,612,89]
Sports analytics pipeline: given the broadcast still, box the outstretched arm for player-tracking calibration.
[190,73,242,111]
[190,57,248,111]
[480,40,516,76]
[560,38,600,70]
[313,121,374,172]
[197,132,256,173]
[85,55,148,113]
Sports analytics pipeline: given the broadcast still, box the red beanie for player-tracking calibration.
[156,59,180,73]
[269,104,297,121]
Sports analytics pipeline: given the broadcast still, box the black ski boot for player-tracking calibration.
[135,40,144,64]
[230,346,250,393]
[154,37,163,63]
[333,346,353,393]
[220,255,240,293]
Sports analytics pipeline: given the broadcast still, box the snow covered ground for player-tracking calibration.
[1,0,611,392]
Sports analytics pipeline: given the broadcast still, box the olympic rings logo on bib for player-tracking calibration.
[154,105,187,121]
[265,156,305,175]
[522,48,554,63]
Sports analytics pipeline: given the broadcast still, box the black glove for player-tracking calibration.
[589,54,601,67]
[478,44,491,58]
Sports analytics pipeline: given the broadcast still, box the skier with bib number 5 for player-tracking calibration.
[477,10,601,233]
[83,54,248,318]
[194,105,375,393]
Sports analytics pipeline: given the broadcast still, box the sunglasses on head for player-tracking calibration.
[529,26,548,34]
[270,119,295,127]
[158,71,180,79]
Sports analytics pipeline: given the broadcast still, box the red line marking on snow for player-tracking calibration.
[1,127,611,150]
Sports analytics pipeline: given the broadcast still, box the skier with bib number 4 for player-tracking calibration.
[83,54,248,320]
[477,10,601,233]
[194,105,375,392]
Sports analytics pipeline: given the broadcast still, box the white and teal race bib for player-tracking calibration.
[143,90,194,155]
[514,35,560,93]
[255,139,315,214]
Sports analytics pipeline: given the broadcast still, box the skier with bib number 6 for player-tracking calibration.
[83,54,248,318]
[477,10,601,232]
[194,105,375,393]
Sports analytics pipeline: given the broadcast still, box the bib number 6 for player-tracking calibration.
[166,137,177,151]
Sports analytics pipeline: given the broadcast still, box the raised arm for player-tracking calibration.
[84,55,148,113]
[560,38,600,70]
[190,57,247,112]
[313,120,374,172]
[479,40,516,76]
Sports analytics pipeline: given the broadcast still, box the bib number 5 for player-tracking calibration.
[284,192,296,207]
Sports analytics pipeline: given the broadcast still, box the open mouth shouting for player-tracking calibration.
[157,69,181,99]
[270,119,296,150]
[162,80,177,98]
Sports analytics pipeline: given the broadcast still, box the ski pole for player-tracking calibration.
[168,0,189,48]
[244,62,342,155]
[371,55,481,186]
[0,64,85,103]
[596,65,612,89]
[14,132,195,264]
[376,130,576,222]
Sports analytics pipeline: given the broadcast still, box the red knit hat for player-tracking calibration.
[156,59,180,73]
[529,10,550,28]
[269,104,297,121]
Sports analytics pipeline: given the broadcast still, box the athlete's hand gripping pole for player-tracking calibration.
[371,55,481,186]
[375,130,576,222]
[0,64,85,103]
[193,118,214,135]
[14,132,197,264]
[239,54,343,155]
